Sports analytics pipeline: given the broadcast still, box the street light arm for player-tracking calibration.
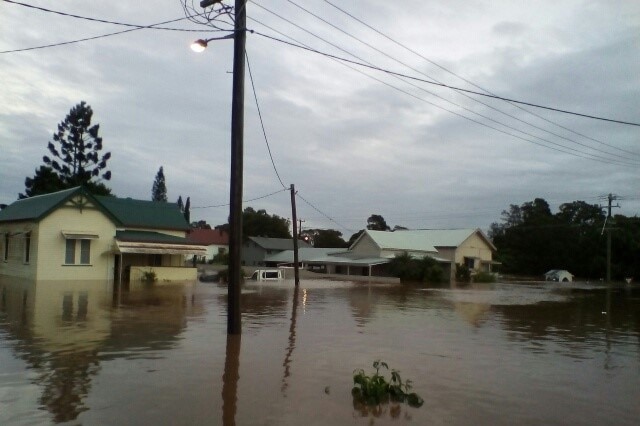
[190,29,252,52]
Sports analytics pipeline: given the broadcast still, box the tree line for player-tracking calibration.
[489,198,639,280]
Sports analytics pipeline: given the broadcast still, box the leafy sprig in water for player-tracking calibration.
[352,360,424,408]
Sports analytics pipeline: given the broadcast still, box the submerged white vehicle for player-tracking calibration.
[249,269,284,281]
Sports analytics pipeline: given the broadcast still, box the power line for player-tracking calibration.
[2,0,213,32]
[192,188,288,209]
[295,192,354,233]
[263,0,639,164]
[252,31,639,127]
[284,0,639,162]
[0,8,225,54]
[245,50,288,189]
[321,0,640,158]
[247,17,638,166]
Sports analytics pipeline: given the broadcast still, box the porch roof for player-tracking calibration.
[114,230,207,255]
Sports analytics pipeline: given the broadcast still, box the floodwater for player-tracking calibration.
[1,278,638,425]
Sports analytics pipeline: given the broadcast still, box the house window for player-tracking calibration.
[24,233,31,264]
[65,239,91,265]
[80,239,91,264]
[65,239,76,264]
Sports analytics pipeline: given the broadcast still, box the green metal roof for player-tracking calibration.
[0,187,189,231]
[96,196,188,230]
[0,187,89,223]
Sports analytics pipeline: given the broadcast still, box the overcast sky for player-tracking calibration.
[1,0,638,238]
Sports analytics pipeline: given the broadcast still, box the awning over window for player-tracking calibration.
[114,241,207,256]
[61,231,99,239]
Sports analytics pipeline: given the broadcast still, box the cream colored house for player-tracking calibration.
[0,187,206,283]
[352,229,496,271]
[261,229,497,281]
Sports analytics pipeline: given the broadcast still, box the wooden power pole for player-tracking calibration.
[227,0,247,335]
[290,184,300,286]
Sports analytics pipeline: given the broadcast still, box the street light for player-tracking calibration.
[190,33,236,53]
[191,0,247,335]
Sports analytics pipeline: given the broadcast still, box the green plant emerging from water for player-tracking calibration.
[352,360,424,408]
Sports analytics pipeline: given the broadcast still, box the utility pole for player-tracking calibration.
[290,184,300,286]
[227,0,247,334]
[604,193,620,283]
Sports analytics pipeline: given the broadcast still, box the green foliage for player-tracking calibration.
[142,270,157,283]
[211,251,229,264]
[388,252,443,283]
[242,207,291,239]
[367,214,391,231]
[490,198,623,279]
[152,166,168,202]
[472,271,496,283]
[191,220,212,229]
[21,102,113,198]
[456,264,471,282]
[44,101,111,184]
[20,166,65,199]
[300,228,348,248]
[352,360,424,408]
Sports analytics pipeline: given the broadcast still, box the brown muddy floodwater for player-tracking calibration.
[1,278,639,425]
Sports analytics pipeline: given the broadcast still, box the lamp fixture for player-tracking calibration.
[190,39,208,53]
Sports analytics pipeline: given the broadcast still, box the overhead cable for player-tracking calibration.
[321,0,639,157]
[247,18,637,166]
[255,0,638,164]
[250,30,639,127]
[192,188,288,209]
[286,0,639,161]
[245,50,288,189]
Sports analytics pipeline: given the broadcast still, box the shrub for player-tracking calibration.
[388,252,443,283]
[456,264,471,282]
[142,270,157,283]
[472,271,496,283]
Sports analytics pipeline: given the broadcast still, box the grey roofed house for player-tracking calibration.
[242,236,311,266]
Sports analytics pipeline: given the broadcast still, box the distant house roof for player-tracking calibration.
[0,187,189,231]
[247,236,311,251]
[264,247,344,263]
[357,229,496,252]
[187,228,229,246]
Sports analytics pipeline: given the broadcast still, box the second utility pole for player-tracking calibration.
[290,184,300,286]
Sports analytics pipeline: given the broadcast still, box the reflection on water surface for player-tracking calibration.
[1,278,638,425]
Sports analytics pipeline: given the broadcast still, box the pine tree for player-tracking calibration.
[43,101,111,186]
[152,167,168,202]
